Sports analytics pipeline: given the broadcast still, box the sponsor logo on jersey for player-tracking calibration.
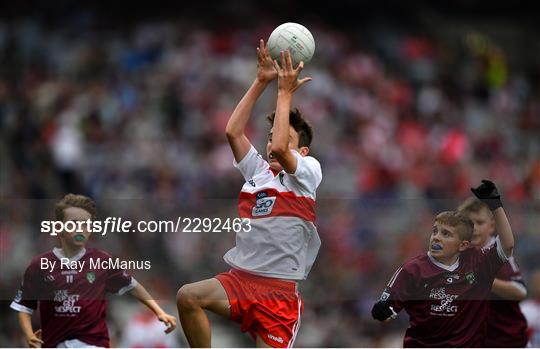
[54,290,81,314]
[252,191,276,217]
[429,287,458,315]
[267,334,284,344]
[248,178,256,187]
[86,272,96,284]
[44,274,55,282]
[54,289,69,302]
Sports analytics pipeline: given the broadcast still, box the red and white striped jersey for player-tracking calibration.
[224,145,322,280]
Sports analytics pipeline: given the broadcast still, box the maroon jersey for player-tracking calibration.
[10,247,136,348]
[485,255,528,347]
[380,239,507,347]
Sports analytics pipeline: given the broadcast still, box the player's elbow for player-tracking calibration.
[225,127,240,140]
[503,245,514,259]
[516,290,527,301]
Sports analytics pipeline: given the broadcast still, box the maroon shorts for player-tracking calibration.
[215,269,303,348]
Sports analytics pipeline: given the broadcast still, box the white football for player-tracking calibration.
[267,22,315,66]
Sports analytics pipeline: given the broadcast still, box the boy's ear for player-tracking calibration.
[299,146,309,157]
[459,240,470,252]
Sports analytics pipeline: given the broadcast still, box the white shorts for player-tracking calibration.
[56,339,104,348]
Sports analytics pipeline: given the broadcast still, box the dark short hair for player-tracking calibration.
[435,210,474,241]
[55,194,96,221]
[266,108,314,148]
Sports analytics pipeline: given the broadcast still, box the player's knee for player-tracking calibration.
[176,284,200,311]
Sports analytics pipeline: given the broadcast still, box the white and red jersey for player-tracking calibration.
[224,145,322,280]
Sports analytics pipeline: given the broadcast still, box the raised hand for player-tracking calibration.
[272,50,312,94]
[471,179,503,210]
[256,39,277,83]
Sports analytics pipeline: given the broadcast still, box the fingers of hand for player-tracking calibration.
[280,51,287,70]
[260,39,270,55]
[163,317,177,333]
[164,323,174,333]
[291,77,312,93]
[169,316,177,327]
[299,77,312,85]
[285,50,293,70]
[29,337,44,347]
[273,59,281,72]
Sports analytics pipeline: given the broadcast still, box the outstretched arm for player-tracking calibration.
[271,50,312,173]
[129,283,177,333]
[471,180,514,257]
[226,39,277,162]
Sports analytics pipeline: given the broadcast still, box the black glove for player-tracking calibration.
[471,179,502,211]
[371,300,395,322]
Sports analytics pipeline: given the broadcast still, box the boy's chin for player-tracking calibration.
[69,239,87,247]
[430,249,443,255]
[429,247,449,257]
[471,236,484,246]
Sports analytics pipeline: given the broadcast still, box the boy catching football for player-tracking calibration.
[372,180,515,347]
[177,40,321,348]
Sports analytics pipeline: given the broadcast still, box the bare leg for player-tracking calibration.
[177,278,230,347]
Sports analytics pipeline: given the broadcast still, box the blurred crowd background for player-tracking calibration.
[1,0,539,347]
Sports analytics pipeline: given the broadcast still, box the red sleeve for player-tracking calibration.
[381,265,411,313]
[11,262,40,313]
